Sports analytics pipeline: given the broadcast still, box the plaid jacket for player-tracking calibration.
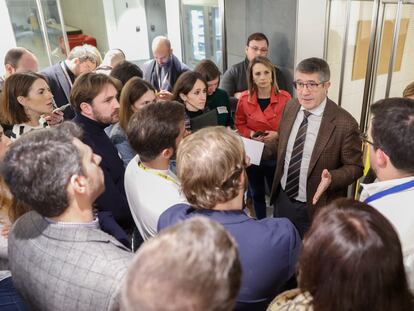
[270,98,363,213]
[9,211,133,311]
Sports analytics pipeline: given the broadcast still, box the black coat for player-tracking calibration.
[73,114,134,248]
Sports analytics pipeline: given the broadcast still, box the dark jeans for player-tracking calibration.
[246,160,275,219]
[0,277,27,311]
[273,187,310,238]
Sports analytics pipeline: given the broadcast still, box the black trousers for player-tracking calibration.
[273,187,310,239]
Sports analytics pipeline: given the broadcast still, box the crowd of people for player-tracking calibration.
[0,32,413,311]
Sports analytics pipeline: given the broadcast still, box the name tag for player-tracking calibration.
[217,106,228,114]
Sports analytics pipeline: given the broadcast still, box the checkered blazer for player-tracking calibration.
[270,98,363,213]
[8,211,133,311]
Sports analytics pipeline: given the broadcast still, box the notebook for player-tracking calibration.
[190,109,218,131]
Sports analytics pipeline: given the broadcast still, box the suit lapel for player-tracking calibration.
[56,63,72,103]
[276,99,300,180]
[307,99,336,177]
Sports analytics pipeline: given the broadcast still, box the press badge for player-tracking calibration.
[217,106,228,114]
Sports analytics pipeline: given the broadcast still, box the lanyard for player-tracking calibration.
[364,179,414,204]
[157,69,169,91]
[137,161,179,186]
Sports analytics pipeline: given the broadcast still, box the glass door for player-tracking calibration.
[180,0,223,70]
[326,0,414,131]
[5,0,68,69]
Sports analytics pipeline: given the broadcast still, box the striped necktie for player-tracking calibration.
[285,110,311,199]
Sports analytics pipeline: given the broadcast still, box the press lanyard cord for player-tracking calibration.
[364,179,414,204]
[137,161,179,186]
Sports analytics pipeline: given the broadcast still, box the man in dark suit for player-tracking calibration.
[71,72,134,247]
[270,57,363,238]
[220,32,289,109]
[42,44,101,119]
[142,36,189,100]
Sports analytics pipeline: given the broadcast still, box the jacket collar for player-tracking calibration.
[27,211,130,251]
[73,113,109,134]
[186,206,251,225]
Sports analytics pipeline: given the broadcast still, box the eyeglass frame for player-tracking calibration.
[248,45,268,53]
[292,80,327,91]
[360,132,375,147]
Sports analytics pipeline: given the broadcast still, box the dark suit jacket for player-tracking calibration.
[270,98,363,213]
[42,62,75,119]
[142,54,189,92]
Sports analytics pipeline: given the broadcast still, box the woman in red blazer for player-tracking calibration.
[235,56,291,219]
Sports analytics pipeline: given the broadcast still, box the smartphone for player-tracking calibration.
[53,103,71,113]
[252,131,268,138]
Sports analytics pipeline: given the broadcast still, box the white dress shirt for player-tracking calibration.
[281,98,327,202]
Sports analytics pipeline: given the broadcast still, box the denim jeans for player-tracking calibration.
[246,159,276,219]
[0,277,27,311]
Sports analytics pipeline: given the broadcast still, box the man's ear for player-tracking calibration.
[161,148,173,159]
[80,102,92,115]
[4,64,15,76]
[374,148,389,169]
[69,174,87,195]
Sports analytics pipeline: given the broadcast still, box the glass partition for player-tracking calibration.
[5,0,67,69]
[180,0,222,70]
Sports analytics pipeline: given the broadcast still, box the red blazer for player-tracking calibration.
[235,88,291,138]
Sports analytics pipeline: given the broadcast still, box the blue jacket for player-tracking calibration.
[73,114,134,247]
[158,204,301,310]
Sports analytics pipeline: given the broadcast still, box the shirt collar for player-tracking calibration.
[187,206,251,225]
[44,216,100,229]
[75,113,109,133]
[360,176,414,201]
[300,97,327,116]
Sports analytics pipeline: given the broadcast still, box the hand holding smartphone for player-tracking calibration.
[52,103,71,113]
[252,131,268,138]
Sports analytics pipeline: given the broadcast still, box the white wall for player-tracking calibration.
[0,0,17,77]
[165,0,183,60]
[61,0,109,54]
[295,0,327,65]
[103,0,150,61]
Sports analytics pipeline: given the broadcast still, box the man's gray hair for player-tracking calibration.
[67,44,102,66]
[296,57,331,82]
[1,122,84,217]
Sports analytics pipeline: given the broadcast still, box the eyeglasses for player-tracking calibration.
[360,132,374,146]
[248,46,268,53]
[293,81,326,90]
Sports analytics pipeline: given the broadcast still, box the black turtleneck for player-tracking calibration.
[73,113,134,247]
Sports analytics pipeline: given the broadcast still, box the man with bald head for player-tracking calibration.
[1,47,38,91]
[142,36,189,100]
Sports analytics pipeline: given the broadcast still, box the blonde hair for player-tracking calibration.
[177,127,246,209]
[403,81,414,98]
